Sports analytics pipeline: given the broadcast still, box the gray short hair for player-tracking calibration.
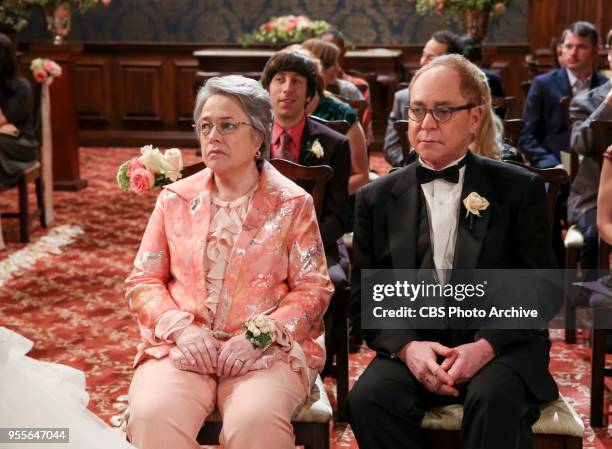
[193,75,272,160]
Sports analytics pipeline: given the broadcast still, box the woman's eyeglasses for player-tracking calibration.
[193,119,255,137]
[406,104,476,123]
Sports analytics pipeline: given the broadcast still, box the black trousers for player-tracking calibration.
[348,355,541,449]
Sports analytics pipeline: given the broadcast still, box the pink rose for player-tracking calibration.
[493,2,507,14]
[44,59,62,77]
[101,0,111,5]
[127,158,145,176]
[33,69,48,83]
[129,168,155,193]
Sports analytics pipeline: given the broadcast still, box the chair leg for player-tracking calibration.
[336,313,349,422]
[590,328,606,427]
[35,176,47,228]
[18,176,30,243]
[564,252,579,344]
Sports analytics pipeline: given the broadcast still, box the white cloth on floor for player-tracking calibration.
[0,326,134,448]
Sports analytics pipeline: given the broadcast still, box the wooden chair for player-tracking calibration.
[506,162,569,225]
[503,118,524,148]
[588,240,612,428]
[309,115,350,135]
[0,83,47,243]
[339,97,368,124]
[491,96,517,120]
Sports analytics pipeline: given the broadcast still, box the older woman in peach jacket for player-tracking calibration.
[126,75,333,449]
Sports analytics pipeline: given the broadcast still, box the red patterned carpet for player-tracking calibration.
[0,147,611,448]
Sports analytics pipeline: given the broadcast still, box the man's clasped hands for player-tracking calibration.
[397,339,496,395]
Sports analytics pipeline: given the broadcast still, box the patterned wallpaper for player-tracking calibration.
[18,0,528,44]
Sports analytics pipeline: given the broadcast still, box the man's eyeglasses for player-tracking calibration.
[406,104,476,123]
[193,119,255,137]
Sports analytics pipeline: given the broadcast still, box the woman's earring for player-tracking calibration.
[255,150,262,159]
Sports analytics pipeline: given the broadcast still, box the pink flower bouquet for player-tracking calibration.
[116,145,183,193]
[239,14,330,46]
[30,58,62,85]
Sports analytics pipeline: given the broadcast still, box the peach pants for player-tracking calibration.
[127,357,310,449]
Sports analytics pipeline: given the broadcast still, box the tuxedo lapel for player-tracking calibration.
[388,164,419,268]
[453,153,492,270]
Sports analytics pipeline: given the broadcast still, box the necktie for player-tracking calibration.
[279,132,296,162]
[416,157,467,184]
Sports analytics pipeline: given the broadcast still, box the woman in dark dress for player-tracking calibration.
[0,33,38,188]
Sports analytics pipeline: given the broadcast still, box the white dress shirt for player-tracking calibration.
[419,155,467,280]
[566,69,592,97]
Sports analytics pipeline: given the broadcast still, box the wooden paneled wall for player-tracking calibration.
[19,42,533,150]
[528,0,612,50]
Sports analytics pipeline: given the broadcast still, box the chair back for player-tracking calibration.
[182,161,206,178]
[491,96,517,119]
[503,118,524,148]
[507,162,569,224]
[270,159,333,220]
[393,120,411,165]
[338,97,368,122]
[309,116,350,135]
[590,120,612,159]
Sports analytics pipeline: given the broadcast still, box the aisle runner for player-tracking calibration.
[0,225,84,287]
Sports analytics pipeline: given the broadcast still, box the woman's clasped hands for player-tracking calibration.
[170,324,262,378]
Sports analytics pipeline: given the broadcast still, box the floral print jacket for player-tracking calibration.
[125,161,333,370]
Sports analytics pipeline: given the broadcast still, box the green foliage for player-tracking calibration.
[413,0,515,21]
[116,161,130,192]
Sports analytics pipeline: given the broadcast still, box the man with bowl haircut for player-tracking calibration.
[348,54,559,449]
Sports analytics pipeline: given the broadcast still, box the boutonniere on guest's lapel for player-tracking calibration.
[306,139,324,159]
[463,192,489,231]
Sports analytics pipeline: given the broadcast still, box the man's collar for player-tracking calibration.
[272,114,306,144]
[419,152,468,171]
[566,68,592,87]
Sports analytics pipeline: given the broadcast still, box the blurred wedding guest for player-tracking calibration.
[458,34,507,118]
[319,29,374,144]
[126,75,333,449]
[598,146,612,245]
[0,34,38,187]
[384,30,463,167]
[520,21,607,169]
[0,33,39,249]
[301,38,369,194]
[568,27,612,276]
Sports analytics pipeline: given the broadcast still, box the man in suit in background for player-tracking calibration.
[383,30,463,167]
[567,27,612,277]
[348,54,560,449]
[260,51,352,364]
[520,21,607,169]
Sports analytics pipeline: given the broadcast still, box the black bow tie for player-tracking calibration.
[416,158,467,184]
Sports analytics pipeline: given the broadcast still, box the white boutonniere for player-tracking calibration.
[463,192,489,230]
[307,139,324,159]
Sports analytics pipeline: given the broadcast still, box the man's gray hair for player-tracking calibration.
[194,75,272,160]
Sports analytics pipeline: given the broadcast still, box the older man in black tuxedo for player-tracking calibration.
[348,54,560,449]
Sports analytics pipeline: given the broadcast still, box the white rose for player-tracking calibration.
[310,140,324,158]
[463,192,490,217]
[252,329,261,337]
[159,148,183,182]
[139,145,164,174]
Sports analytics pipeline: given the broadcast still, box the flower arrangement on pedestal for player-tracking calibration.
[0,0,110,43]
[239,15,330,46]
[410,0,515,42]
